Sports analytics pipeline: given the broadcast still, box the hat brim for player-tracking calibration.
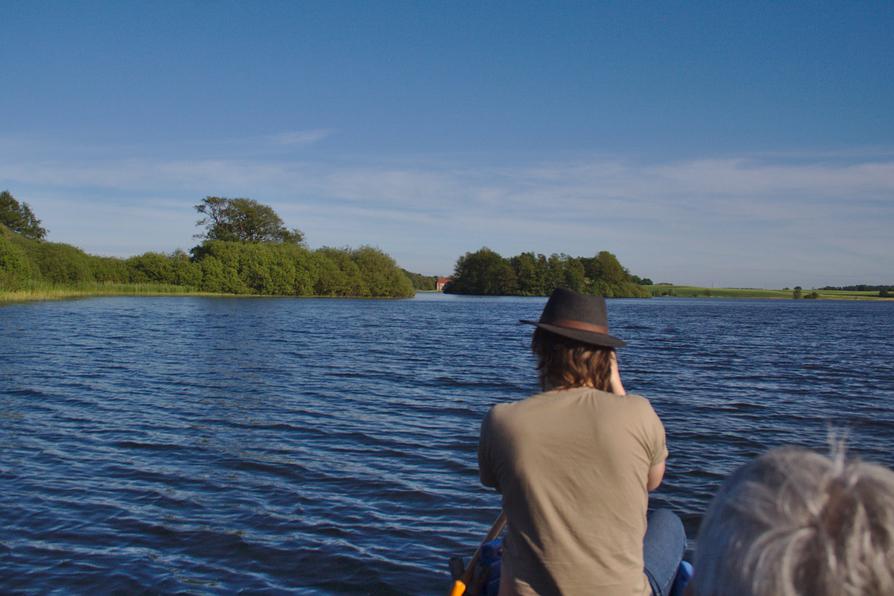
[520,319,626,348]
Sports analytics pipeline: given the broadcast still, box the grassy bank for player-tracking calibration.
[0,282,228,304]
[647,285,889,300]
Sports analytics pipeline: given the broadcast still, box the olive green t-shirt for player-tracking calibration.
[478,387,668,596]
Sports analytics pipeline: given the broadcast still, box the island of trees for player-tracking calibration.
[1,192,415,299]
[444,247,651,298]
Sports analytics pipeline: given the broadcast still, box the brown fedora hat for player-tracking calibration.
[520,287,626,348]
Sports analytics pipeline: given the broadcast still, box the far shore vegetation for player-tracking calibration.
[2,190,889,303]
[646,284,891,300]
[1,192,421,302]
[441,247,891,300]
[444,247,655,298]
[401,269,438,291]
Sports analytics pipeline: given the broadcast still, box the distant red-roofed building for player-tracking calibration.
[436,276,452,291]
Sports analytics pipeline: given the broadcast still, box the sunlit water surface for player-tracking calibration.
[1,295,892,593]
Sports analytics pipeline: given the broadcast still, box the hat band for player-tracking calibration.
[547,319,609,335]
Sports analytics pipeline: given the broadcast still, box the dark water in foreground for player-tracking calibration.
[1,295,892,593]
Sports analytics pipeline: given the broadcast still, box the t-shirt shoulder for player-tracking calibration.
[623,392,658,412]
[624,393,668,465]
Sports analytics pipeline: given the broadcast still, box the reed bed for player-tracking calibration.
[0,282,224,304]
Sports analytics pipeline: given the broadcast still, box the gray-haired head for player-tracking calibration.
[692,446,894,596]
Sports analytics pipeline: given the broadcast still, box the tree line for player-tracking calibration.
[1,193,415,298]
[444,247,650,298]
[819,284,892,295]
[401,269,437,291]
[819,284,891,291]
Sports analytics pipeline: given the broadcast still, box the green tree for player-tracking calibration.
[194,197,304,244]
[284,244,319,296]
[0,230,39,289]
[447,248,648,297]
[0,191,47,240]
[126,252,176,284]
[351,246,414,298]
[319,247,369,296]
[199,254,247,294]
[193,240,309,295]
[169,250,203,287]
[510,252,544,295]
[32,241,94,284]
[581,251,634,296]
[630,275,653,285]
[589,251,628,286]
[447,247,517,295]
[89,255,130,283]
[401,268,437,291]
[315,252,352,296]
[793,286,803,299]
[120,250,201,288]
[545,254,568,292]
[562,257,586,293]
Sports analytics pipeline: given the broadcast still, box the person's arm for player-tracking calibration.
[478,409,500,490]
[609,351,625,396]
[647,461,665,492]
[615,352,667,491]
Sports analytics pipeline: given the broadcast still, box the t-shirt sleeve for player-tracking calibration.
[638,397,668,466]
[477,407,500,491]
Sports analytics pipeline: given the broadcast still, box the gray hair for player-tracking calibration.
[692,446,894,596]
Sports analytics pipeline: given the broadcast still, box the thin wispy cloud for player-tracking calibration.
[266,129,333,147]
[1,147,891,287]
[5,154,892,207]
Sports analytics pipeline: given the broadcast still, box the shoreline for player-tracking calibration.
[0,284,417,305]
[646,294,894,301]
[644,284,891,301]
[3,286,891,305]
[440,286,893,301]
[0,284,229,304]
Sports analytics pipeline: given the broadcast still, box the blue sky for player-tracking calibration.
[1,1,892,288]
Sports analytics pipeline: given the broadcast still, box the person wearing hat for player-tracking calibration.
[478,288,685,595]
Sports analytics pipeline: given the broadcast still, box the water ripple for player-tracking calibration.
[1,295,892,592]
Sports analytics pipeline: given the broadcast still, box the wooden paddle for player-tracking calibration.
[448,511,508,596]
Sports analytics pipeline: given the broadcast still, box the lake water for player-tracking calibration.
[1,294,892,593]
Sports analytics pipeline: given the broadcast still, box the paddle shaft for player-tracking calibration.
[448,511,507,596]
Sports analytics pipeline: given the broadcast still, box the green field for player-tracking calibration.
[646,285,888,300]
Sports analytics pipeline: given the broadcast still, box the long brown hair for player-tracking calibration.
[531,327,614,391]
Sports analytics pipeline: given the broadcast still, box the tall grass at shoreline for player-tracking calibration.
[0,281,225,304]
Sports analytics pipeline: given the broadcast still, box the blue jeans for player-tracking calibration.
[644,509,687,596]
